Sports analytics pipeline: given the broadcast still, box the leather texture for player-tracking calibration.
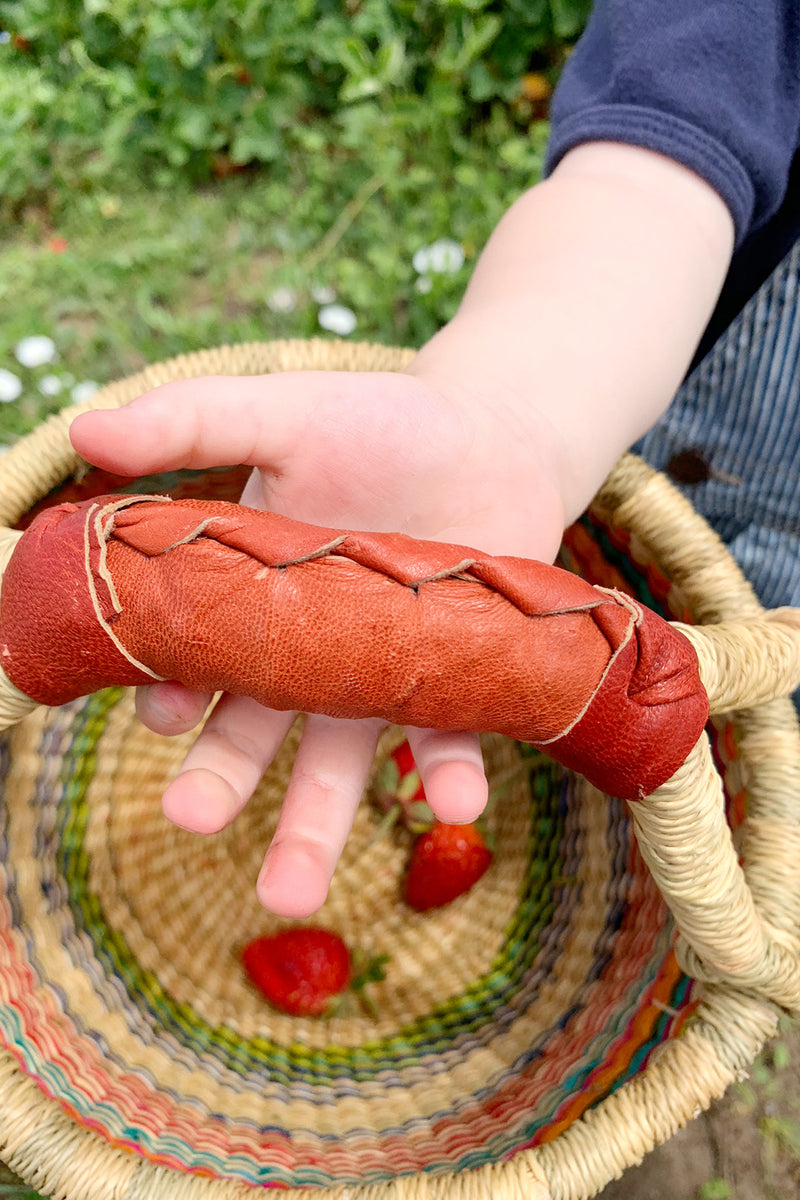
[0,495,709,800]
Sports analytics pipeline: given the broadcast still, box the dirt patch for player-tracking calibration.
[601,1023,800,1200]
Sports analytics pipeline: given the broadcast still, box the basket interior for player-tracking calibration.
[0,465,741,1189]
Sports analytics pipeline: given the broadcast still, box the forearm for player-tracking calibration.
[410,142,735,523]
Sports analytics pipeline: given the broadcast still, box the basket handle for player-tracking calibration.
[3,491,800,1012]
[0,492,711,801]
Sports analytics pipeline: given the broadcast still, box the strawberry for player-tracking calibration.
[404,821,493,911]
[242,928,387,1017]
[391,739,418,780]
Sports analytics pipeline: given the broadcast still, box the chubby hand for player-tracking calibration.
[69,363,566,918]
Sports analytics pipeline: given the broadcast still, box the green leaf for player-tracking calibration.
[396,770,423,801]
[550,0,593,40]
[443,0,492,10]
[230,116,282,163]
[468,60,500,102]
[462,13,502,63]
[407,801,435,833]
[758,1115,800,1156]
[697,1181,733,1200]
[336,36,374,77]
[379,758,400,794]
[772,1040,791,1071]
[175,108,214,148]
[340,75,383,103]
[374,38,406,84]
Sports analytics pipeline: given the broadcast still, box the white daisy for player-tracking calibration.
[412,246,432,274]
[267,286,297,314]
[15,335,57,368]
[318,304,357,336]
[425,238,465,275]
[72,381,100,403]
[38,374,63,396]
[0,369,22,402]
[310,283,337,305]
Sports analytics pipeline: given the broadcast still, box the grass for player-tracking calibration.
[0,121,547,444]
[727,1024,800,1199]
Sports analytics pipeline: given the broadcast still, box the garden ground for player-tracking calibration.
[603,1021,800,1199]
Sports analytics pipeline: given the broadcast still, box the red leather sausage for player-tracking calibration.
[0,495,708,799]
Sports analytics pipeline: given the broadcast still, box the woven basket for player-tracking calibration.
[0,338,799,1200]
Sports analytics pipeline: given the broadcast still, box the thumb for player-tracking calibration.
[69,370,474,542]
[69,372,332,478]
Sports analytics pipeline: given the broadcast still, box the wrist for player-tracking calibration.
[410,142,735,523]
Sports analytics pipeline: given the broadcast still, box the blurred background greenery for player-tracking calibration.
[0,0,588,441]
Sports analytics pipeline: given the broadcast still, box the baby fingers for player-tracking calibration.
[404,728,488,824]
[160,695,297,834]
[257,715,384,919]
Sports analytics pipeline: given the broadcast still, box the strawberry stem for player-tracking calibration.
[350,951,390,1018]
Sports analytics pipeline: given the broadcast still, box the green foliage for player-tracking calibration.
[0,0,589,214]
[0,104,549,443]
[697,1181,733,1200]
[0,1161,47,1197]
[0,0,581,441]
[772,1040,792,1071]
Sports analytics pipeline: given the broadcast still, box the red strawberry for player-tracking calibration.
[242,928,387,1017]
[404,822,493,911]
[391,739,418,780]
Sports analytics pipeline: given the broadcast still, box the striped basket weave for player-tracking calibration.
[0,339,799,1200]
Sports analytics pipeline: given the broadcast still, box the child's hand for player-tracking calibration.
[70,141,734,919]
[70,366,567,919]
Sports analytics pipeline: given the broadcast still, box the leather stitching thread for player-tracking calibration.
[537,588,643,746]
[84,497,169,682]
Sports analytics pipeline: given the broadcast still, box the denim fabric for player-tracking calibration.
[634,237,800,705]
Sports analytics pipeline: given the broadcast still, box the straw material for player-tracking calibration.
[0,339,797,1200]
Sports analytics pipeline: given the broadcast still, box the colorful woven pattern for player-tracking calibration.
[0,467,697,1188]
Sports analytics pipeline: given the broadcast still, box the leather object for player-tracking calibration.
[0,495,709,800]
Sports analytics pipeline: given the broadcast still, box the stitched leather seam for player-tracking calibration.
[157,517,215,554]
[94,496,666,752]
[85,497,168,682]
[537,590,643,746]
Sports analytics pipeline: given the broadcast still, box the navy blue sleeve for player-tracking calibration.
[544,2,800,246]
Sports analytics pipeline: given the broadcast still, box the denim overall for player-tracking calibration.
[635,236,800,708]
